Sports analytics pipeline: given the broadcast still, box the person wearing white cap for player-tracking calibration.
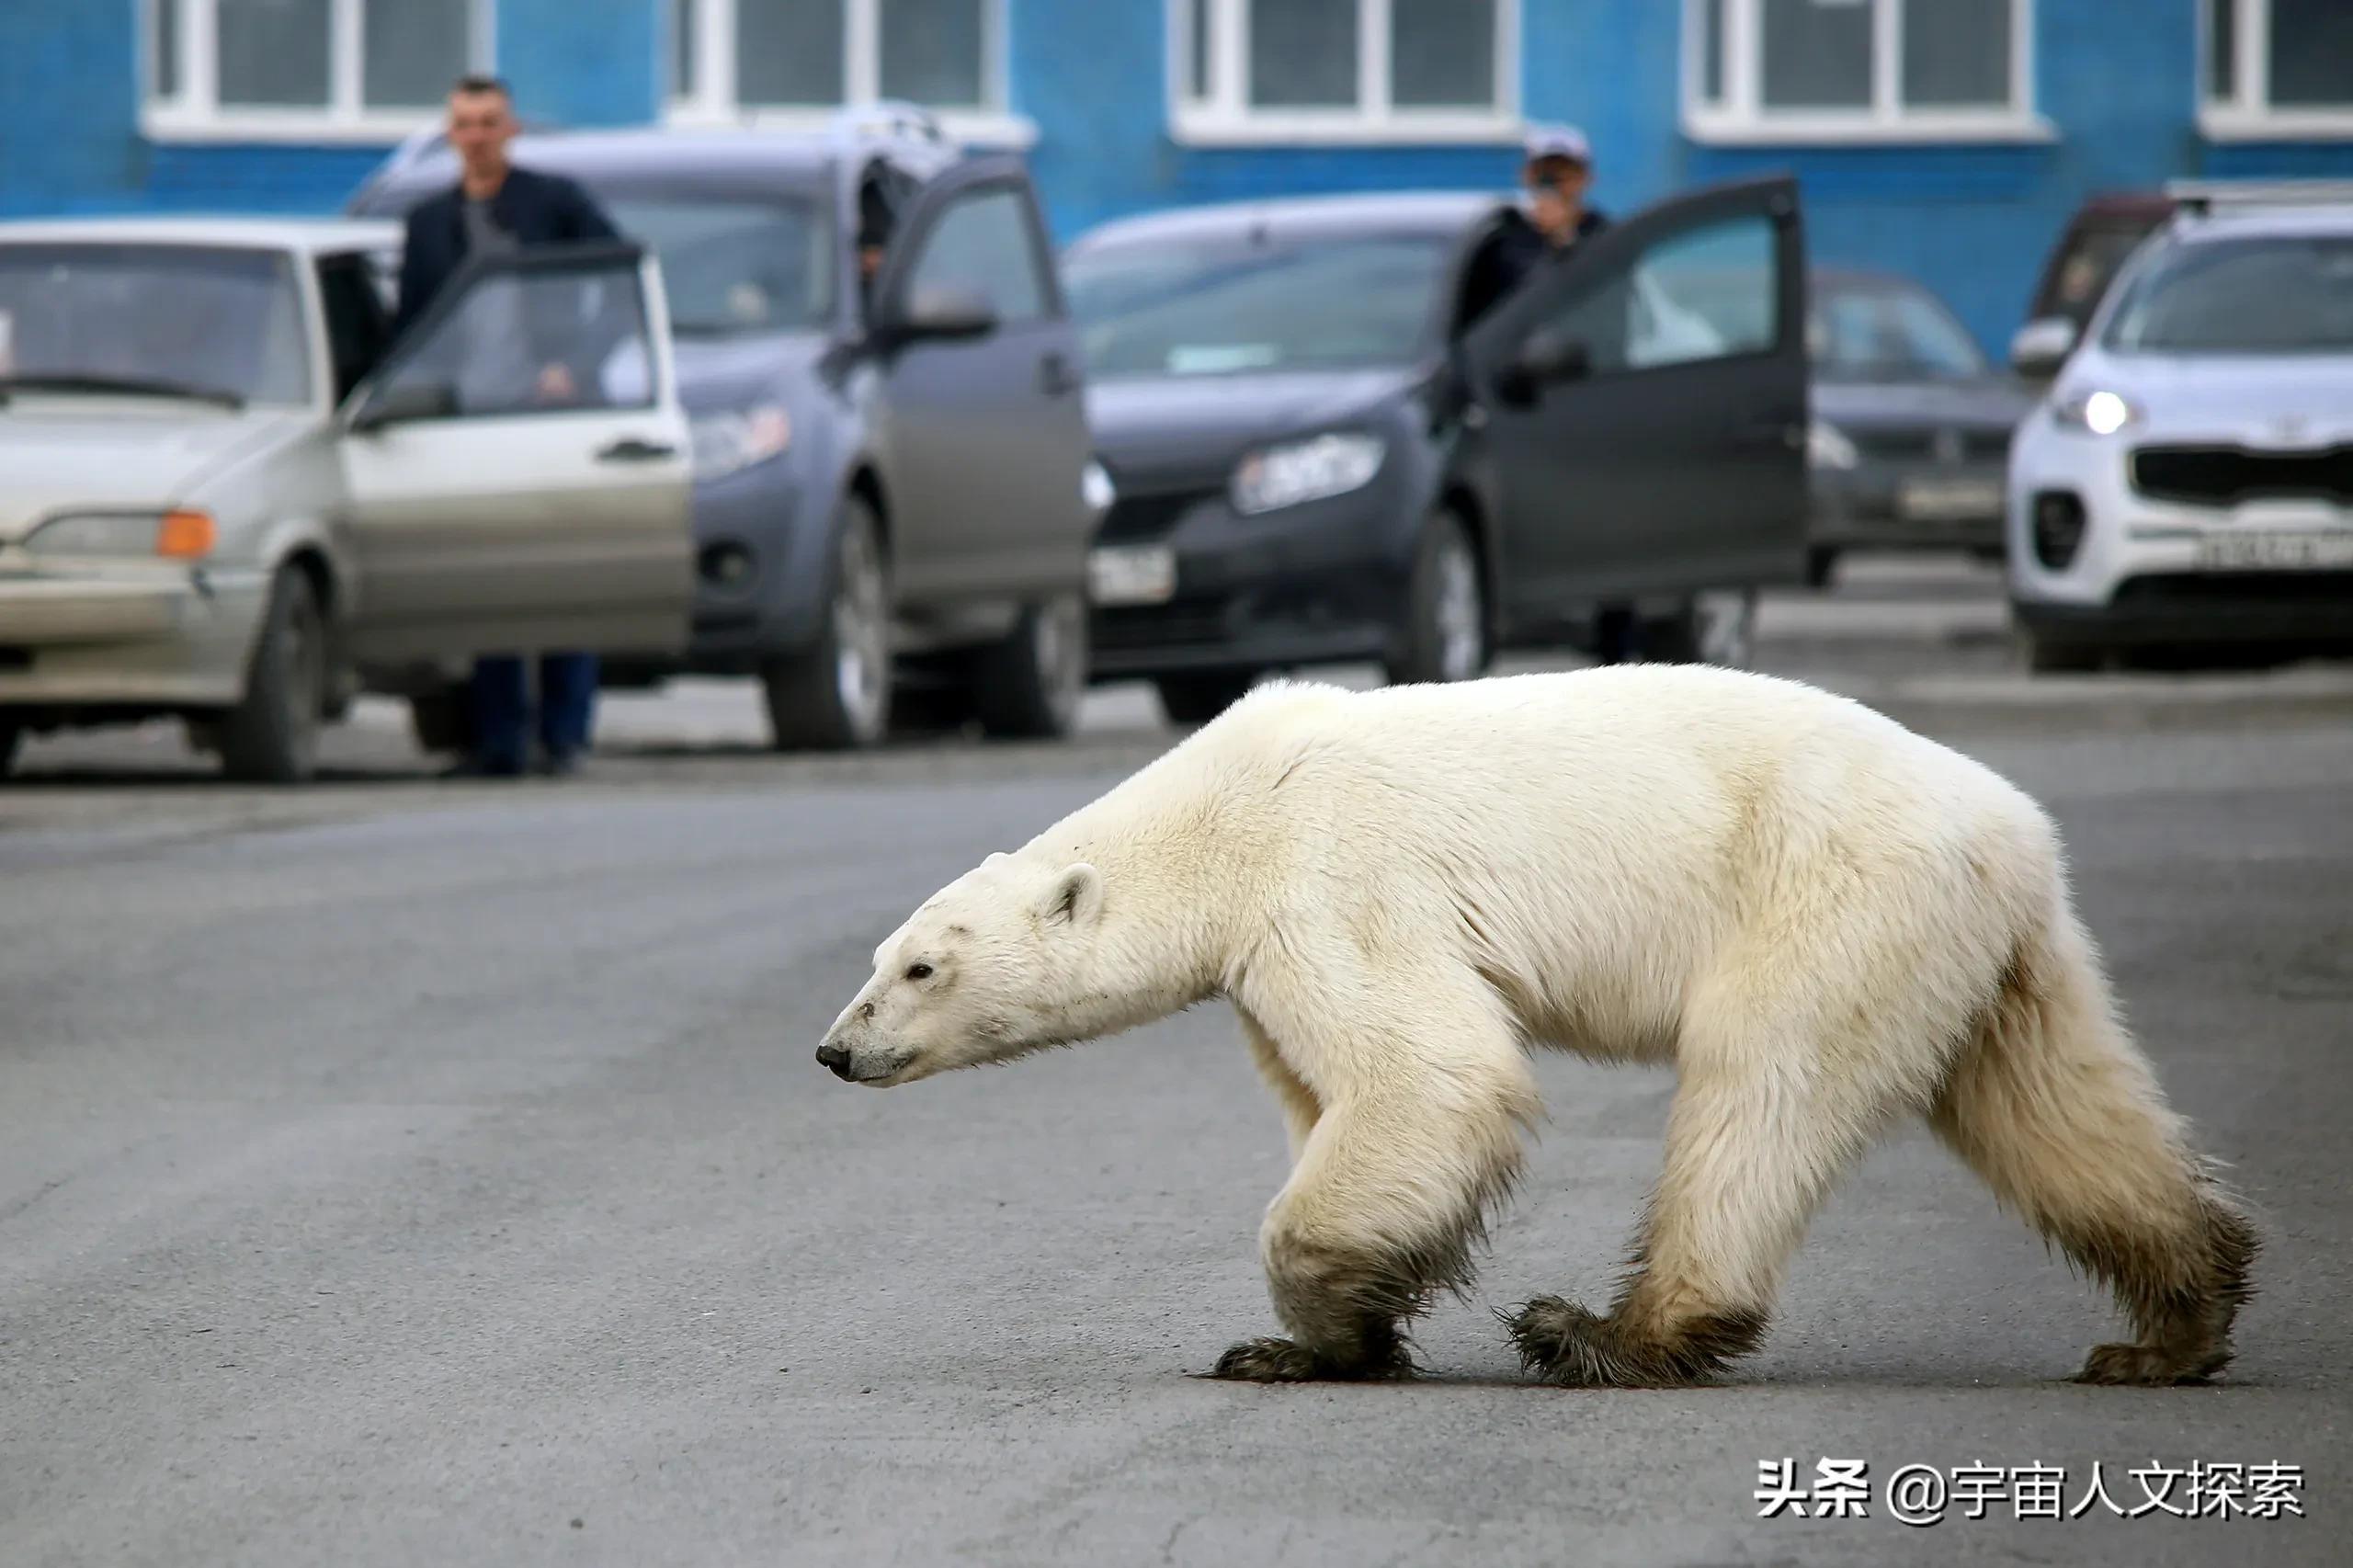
[1518,121,1608,256]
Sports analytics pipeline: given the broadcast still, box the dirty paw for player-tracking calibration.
[2075,1341,2229,1387]
[1203,1335,1415,1383]
[1502,1294,1754,1388]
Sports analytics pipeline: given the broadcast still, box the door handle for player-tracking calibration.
[1038,354,1079,397]
[597,436,678,463]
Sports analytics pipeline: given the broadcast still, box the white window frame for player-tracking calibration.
[1169,0,1523,146]
[142,0,495,144]
[2200,0,2353,141]
[665,0,1035,148]
[1682,0,2052,145]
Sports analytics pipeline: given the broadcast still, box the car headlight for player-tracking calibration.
[1807,419,1859,472]
[688,404,793,483]
[23,509,216,560]
[2051,388,2143,437]
[1231,432,1386,516]
[1083,458,1117,517]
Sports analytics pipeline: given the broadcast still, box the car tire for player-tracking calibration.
[2027,634,2107,675]
[1154,671,1259,726]
[0,714,21,778]
[408,682,474,756]
[1805,546,1839,589]
[1385,508,1489,687]
[218,566,327,784]
[974,594,1088,741]
[1643,587,1759,668]
[763,494,891,752]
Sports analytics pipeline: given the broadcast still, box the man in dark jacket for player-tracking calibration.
[395,74,621,778]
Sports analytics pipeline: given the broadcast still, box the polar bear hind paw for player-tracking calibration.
[1505,1294,1765,1389]
[1204,1335,1415,1383]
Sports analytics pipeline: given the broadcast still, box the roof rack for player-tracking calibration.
[2165,178,2353,214]
[826,100,949,148]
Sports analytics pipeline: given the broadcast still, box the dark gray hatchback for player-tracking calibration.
[348,108,1100,750]
[1062,177,1813,722]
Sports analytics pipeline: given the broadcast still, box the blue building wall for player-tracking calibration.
[5,0,2350,355]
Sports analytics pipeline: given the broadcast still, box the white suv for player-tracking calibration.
[2005,191,2353,672]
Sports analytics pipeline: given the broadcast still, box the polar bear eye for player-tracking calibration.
[904,962,935,982]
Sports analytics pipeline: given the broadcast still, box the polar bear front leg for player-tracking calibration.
[1209,989,1536,1382]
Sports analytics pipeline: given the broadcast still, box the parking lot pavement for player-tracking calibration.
[1,689,2347,1567]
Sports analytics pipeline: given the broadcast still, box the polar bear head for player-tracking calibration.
[815,851,1109,1087]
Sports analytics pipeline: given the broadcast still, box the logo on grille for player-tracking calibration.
[1932,427,1965,465]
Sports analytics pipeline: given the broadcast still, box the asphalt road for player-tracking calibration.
[3,562,2349,1566]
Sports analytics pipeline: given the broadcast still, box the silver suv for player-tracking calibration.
[0,216,696,780]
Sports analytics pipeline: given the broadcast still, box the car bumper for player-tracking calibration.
[0,562,264,708]
[1811,460,2007,551]
[1084,480,1415,681]
[2006,416,2353,647]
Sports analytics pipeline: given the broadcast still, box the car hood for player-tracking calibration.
[2063,351,2353,439]
[1812,376,2033,434]
[1085,367,1420,483]
[670,331,831,414]
[0,405,307,543]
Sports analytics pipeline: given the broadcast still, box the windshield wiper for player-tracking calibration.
[0,373,246,410]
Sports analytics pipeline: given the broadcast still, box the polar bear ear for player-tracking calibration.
[1040,862,1104,928]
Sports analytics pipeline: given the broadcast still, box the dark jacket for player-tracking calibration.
[392,165,620,336]
[1460,205,1611,330]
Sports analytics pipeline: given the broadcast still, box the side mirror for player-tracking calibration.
[1494,327,1592,407]
[882,283,999,346]
[2008,315,2079,381]
[348,377,457,433]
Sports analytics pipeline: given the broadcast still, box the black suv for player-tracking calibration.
[348,105,1100,749]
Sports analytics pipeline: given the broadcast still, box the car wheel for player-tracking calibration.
[764,495,891,751]
[1644,587,1759,668]
[1154,671,1260,726]
[0,714,21,778]
[216,566,326,783]
[408,682,474,756]
[1386,509,1489,687]
[975,594,1088,741]
[1805,546,1839,589]
[2027,635,2108,675]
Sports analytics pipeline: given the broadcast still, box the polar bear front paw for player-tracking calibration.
[1505,1294,1761,1388]
[1204,1335,1414,1383]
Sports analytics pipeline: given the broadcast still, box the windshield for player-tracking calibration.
[605,194,834,336]
[1809,278,1988,381]
[2102,233,2353,355]
[1065,233,1449,379]
[0,243,310,404]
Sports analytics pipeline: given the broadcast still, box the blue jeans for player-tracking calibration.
[469,653,598,770]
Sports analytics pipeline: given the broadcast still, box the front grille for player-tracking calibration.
[2131,445,2353,508]
[1851,427,2010,464]
[1091,597,1229,651]
[1097,487,1217,546]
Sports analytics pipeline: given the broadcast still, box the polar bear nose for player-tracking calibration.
[816,1041,855,1079]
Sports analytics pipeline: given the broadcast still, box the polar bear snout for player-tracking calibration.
[814,1040,857,1079]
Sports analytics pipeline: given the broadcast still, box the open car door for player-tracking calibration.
[335,240,693,665]
[1457,175,1809,619]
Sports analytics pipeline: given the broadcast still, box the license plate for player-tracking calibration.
[1087,545,1176,607]
[2194,532,2353,571]
[1897,477,2004,522]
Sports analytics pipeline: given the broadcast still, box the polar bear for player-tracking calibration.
[815,665,2256,1388]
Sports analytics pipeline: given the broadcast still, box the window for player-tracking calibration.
[1173,0,1520,143]
[377,257,657,417]
[904,187,1050,323]
[668,0,1024,141]
[1685,0,2043,142]
[2203,0,2353,138]
[143,0,494,140]
[0,244,313,405]
[1534,215,1777,376]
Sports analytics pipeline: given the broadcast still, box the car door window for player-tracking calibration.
[904,185,1049,323]
[371,255,657,416]
[1534,213,1778,376]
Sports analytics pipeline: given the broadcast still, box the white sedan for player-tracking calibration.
[2005,198,2353,672]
